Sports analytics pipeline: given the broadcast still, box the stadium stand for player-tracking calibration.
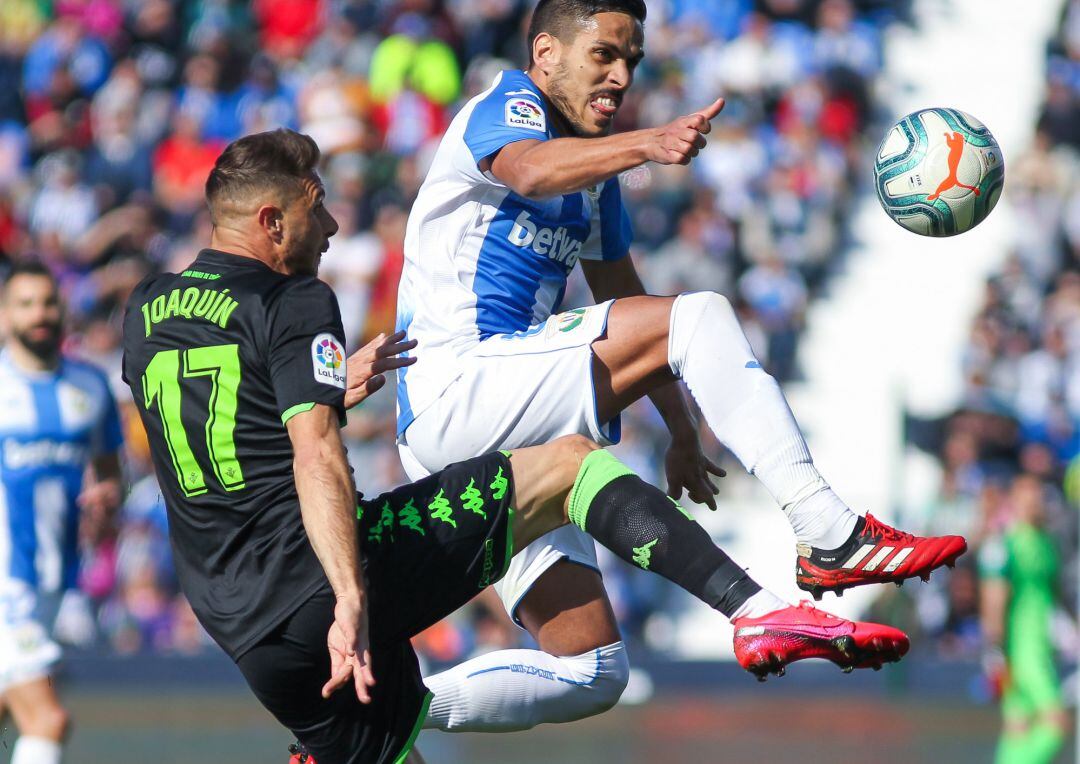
[0,0,951,662]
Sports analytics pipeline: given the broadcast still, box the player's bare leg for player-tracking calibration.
[591,293,966,597]
[509,437,624,713]
[516,563,620,660]
[4,676,68,764]
[421,438,627,733]
[503,437,620,685]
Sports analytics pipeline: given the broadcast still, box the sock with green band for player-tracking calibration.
[569,449,764,619]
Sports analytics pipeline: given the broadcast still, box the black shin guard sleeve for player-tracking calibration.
[584,475,761,618]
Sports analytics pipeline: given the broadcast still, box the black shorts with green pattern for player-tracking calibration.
[359,449,516,645]
[239,451,516,764]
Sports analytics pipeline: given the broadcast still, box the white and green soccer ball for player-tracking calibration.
[874,107,1004,237]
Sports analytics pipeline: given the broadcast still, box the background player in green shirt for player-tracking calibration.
[979,473,1067,764]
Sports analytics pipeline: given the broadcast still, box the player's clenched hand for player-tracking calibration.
[77,477,121,517]
[78,477,122,544]
[664,434,726,511]
[345,331,417,409]
[322,595,376,703]
[647,98,725,166]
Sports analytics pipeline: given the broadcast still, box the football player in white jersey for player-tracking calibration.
[0,262,123,764]
[376,0,966,734]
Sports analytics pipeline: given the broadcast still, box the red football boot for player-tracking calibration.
[732,601,909,681]
[288,742,315,764]
[796,513,967,600]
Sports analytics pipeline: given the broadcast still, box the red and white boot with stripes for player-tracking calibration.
[795,513,967,600]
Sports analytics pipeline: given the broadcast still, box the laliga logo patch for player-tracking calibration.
[506,98,545,132]
[545,308,588,339]
[311,333,346,389]
[556,308,587,333]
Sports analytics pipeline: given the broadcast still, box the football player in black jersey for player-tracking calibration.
[121,129,910,764]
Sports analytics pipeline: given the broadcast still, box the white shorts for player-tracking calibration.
[399,301,619,626]
[0,581,62,693]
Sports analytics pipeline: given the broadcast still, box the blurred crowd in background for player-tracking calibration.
[14,0,1063,676]
[881,0,1080,705]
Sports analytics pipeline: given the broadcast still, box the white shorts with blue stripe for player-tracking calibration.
[398,300,619,626]
[0,579,62,692]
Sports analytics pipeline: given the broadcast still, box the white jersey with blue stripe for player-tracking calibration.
[396,69,633,435]
[0,352,122,594]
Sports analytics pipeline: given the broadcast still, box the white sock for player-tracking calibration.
[668,292,858,549]
[423,642,629,732]
[730,589,790,620]
[12,736,62,764]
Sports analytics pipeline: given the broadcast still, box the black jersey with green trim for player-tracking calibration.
[121,249,347,659]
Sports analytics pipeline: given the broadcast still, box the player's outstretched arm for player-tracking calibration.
[487,98,725,199]
[344,330,417,409]
[287,405,376,703]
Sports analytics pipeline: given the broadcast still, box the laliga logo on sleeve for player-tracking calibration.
[506,98,546,132]
[311,333,346,388]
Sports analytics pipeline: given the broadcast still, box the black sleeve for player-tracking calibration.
[266,277,348,425]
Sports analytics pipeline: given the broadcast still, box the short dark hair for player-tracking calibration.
[4,260,57,291]
[527,0,646,65]
[205,128,321,221]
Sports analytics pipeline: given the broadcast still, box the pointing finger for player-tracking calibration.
[693,97,725,123]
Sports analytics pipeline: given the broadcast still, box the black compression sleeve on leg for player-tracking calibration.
[582,473,761,618]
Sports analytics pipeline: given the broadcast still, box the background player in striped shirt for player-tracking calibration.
[0,261,123,764]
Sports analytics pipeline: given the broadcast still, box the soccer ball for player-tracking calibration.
[873,107,1004,237]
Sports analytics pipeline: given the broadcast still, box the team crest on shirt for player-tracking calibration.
[505,98,545,132]
[311,333,346,389]
[545,308,589,338]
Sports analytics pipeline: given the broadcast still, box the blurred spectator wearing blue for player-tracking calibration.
[891,3,1080,729]
[0,0,908,663]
